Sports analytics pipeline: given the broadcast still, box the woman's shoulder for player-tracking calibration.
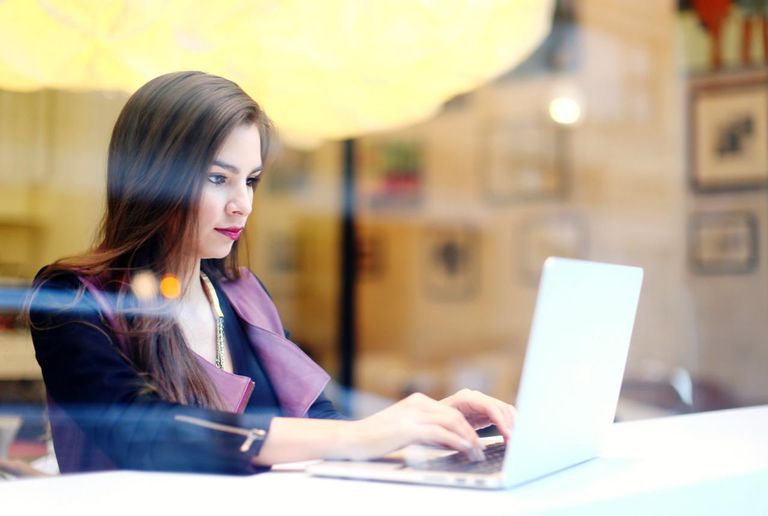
[28,266,101,322]
[32,265,82,289]
[31,266,85,303]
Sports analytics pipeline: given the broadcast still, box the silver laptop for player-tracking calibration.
[307,257,644,489]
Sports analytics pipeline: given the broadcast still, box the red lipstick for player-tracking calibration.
[215,227,243,240]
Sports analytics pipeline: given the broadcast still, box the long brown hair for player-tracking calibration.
[32,71,273,409]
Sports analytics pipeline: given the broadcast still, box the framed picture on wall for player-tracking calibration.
[688,211,758,275]
[358,140,423,210]
[481,120,569,203]
[422,226,480,301]
[688,70,768,192]
[519,212,588,283]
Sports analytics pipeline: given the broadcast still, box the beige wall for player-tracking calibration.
[0,90,125,278]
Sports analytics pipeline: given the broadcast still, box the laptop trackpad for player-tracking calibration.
[322,445,457,472]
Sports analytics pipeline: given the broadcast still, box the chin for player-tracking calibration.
[201,244,235,260]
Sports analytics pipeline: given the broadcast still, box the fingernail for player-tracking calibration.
[460,439,473,450]
[468,448,486,462]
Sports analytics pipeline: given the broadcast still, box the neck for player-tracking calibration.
[179,260,205,303]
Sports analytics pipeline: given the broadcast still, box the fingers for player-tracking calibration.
[402,393,484,454]
[418,402,481,447]
[416,424,473,451]
[481,396,516,440]
[443,389,518,440]
[413,425,485,462]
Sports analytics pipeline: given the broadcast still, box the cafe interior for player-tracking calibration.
[0,0,766,480]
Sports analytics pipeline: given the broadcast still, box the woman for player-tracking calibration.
[28,71,515,475]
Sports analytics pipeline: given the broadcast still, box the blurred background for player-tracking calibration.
[1,0,767,466]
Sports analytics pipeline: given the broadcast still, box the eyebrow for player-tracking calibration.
[211,159,263,175]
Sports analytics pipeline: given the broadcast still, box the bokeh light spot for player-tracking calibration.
[160,275,182,299]
[131,270,159,301]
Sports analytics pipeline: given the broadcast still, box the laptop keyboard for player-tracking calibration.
[410,442,506,474]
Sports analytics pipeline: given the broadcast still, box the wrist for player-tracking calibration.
[324,420,358,460]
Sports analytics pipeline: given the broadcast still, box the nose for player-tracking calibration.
[226,182,252,218]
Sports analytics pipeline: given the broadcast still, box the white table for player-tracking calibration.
[1,406,767,515]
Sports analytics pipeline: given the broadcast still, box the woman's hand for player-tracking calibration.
[440,389,517,441]
[332,392,487,461]
[254,390,515,466]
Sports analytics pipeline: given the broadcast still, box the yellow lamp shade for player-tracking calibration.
[0,0,553,144]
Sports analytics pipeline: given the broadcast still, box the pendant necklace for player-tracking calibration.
[200,271,226,369]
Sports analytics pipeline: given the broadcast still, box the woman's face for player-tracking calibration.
[195,123,263,260]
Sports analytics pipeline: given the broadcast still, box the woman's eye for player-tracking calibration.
[207,174,226,185]
[246,176,261,188]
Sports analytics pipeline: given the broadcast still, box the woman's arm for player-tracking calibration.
[254,391,515,465]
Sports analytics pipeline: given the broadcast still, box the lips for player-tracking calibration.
[215,227,243,240]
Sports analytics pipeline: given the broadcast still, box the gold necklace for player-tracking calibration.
[200,271,226,369]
